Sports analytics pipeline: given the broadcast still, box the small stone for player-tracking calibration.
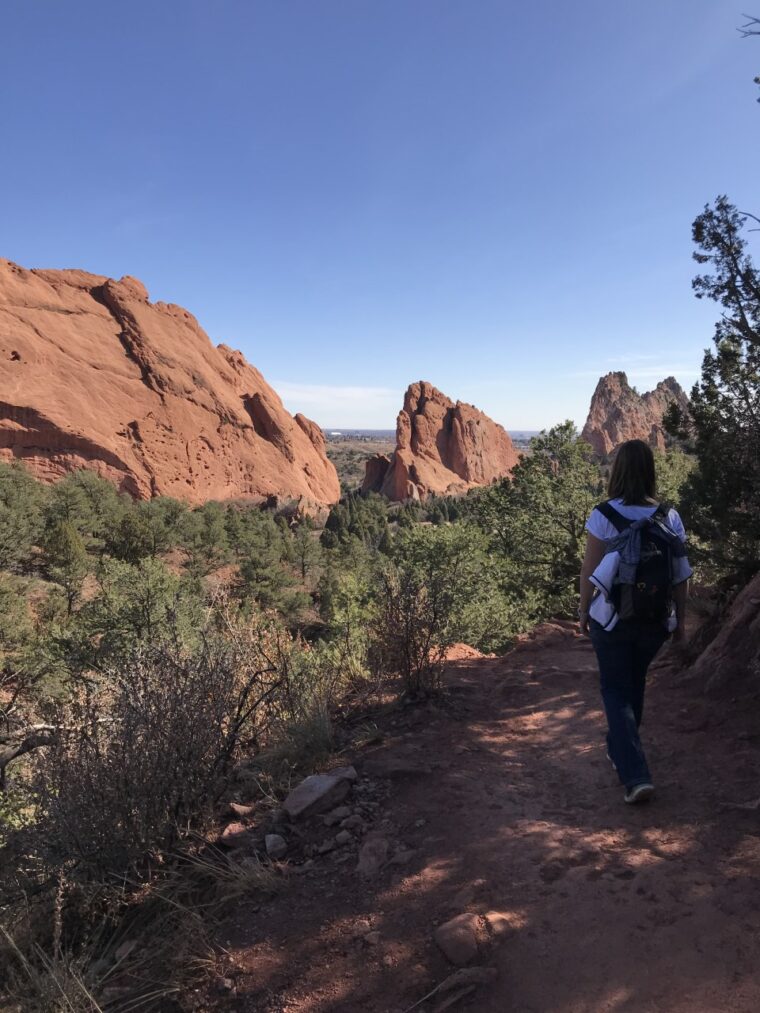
[434,913,481,966]
[219,822,252,848]
[323,805,352,826]
[282,766,358,821]
[356,837,389,877]
[364,931,381,946]
[414,818,427,828]
[229,801,254,818]
[335,829,353,846]
[265,833,287,859]
[390,849,415,866]
[318,837,336,854]
[484,910,512,938]
[340,814,365,831]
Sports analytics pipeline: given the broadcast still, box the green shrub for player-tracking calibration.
[474,422,603,623]
[0,463,46,571]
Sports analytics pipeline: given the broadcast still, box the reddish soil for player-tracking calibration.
[209,622,760,1012]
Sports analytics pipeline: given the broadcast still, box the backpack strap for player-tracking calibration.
[594,500,631,533]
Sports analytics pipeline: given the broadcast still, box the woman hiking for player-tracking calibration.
[579,439,692,804]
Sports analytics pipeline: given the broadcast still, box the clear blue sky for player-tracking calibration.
[2,1,759,428]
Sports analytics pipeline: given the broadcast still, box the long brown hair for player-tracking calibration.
[607,439,657,505]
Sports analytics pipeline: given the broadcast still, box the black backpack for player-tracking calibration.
[595,501,673,623]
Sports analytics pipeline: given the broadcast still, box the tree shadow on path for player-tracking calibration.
[214,624,760,1013]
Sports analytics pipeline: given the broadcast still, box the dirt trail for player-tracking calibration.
[211,623,760,1012]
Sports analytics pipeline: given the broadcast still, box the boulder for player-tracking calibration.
[362,381,519,501]
[689,572,760,696]
[581,371,689,457]
[282,765,358,821]
[0,259,340,507]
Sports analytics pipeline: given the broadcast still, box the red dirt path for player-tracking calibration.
[209,622,760,1012]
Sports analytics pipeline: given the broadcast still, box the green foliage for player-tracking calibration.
[424,495,466,525]
[42,520,89,614]
[0,784,35,846]
[372,524,505,692]
[0,463,46,571]
[43,470,122,546]
[31,622,289,880]
[288,520,323,582]
[0,573,33,660]
[394,499,424,529]
[180,500,230,573]
[474,422,603,623]
[230,509,310,622]
[105,497,187,562]
[68,557,203,669]
[0,574,36,704]
[653,449,695,508]
[668,198,760,578]
[322,492,391,549]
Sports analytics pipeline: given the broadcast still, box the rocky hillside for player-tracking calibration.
[581,371,689,457]
[0,260,340,506]
[362,381,520,501]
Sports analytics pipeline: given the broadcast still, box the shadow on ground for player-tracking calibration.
[206,624,760,1013]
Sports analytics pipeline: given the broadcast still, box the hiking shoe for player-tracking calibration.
[606,751,616,771]
[624,782,655,804]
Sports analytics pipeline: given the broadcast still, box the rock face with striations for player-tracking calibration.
[362,381,520,501]
[581,371,689,457]
[0,260,340,506]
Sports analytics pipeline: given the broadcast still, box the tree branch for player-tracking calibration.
[739,14,760,37]
[0,727,58,788]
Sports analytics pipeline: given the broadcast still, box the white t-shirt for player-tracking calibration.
[585,498,687,544]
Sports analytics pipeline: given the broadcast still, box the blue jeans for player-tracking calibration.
[589,619,668,790]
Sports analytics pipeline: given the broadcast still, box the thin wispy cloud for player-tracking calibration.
[604,354,666,364]
[274,381,399,428]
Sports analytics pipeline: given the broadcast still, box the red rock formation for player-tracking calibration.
[0,259,340,506]
[581,371,689,457]
[362,381,520,501]
[689,573,760,696]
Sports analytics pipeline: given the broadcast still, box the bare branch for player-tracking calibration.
[739,14,760,37]
[0,728,58,788]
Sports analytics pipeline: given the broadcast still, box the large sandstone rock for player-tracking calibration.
[581,371,689,457]
[0,259,340,507]
[361,381,520,501]
[689,573,760,696]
